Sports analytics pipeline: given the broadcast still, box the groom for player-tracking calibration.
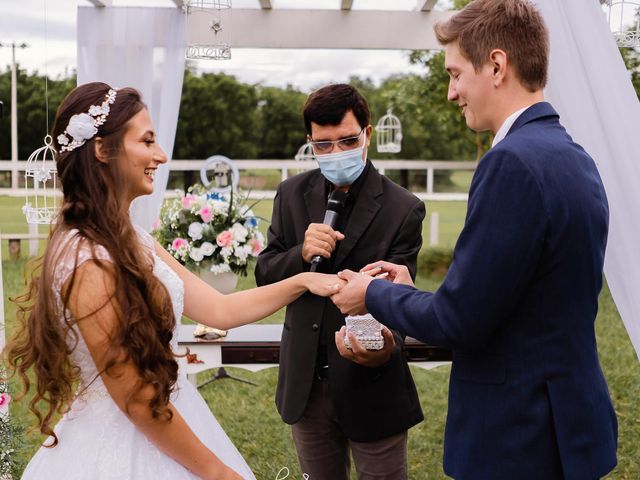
[332,1,618,479]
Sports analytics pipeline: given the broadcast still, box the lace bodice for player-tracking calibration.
[52,227,185,402]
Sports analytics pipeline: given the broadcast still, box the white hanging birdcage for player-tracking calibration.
[375,109,402,154]
[601,0,640,47]
[294,142,315,162]
[23,135,59,224]
[184,0,232,60]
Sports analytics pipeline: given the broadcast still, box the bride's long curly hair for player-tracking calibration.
[3,82,178,446]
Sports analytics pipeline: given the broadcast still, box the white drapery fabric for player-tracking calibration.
[77,7,185,231]
[535,0,640,359]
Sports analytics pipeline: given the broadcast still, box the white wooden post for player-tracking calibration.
[429,212,439,246]
[426,167,434,195]
[28,222,38,257]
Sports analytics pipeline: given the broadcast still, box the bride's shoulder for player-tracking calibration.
[49,228,112,291]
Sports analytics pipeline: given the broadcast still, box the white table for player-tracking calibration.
[177,324,451,386]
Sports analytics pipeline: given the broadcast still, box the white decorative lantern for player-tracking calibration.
[200,155,239,194]
[601,0,640,48]
[294,142,315,161]
[185,0,232,60]
[23,135,59,224]
[375,109,403,154]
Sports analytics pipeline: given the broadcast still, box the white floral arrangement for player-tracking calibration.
[153,184,265,277]
[0,367,22,478]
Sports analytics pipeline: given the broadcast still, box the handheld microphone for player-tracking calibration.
[310,189,348,272]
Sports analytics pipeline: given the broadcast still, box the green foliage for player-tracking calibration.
[418,247,454,278]
[173,71,259,159]
[0,67,76,160]
[254,85,307,158]
[620,46,640,98]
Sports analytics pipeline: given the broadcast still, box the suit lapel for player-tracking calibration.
[304,172,328,225]
[333,166,383,270]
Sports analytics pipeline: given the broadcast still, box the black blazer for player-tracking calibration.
[255,164,425,442]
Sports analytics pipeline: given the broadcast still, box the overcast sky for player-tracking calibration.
[0,0,634,92]
[0,0,451,92]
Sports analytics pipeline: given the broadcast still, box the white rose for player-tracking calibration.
[220,246,233,258]
[188,222,204,240]
[66,113,98,143]
[235,245,250,262]
[200,241,215,256]
[88,105,102,116]
[189,247,204,262]
[231,223,248,243]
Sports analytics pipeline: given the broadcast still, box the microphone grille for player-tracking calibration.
[327,189,348,212]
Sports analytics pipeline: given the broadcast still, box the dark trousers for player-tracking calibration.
[291,377,408,480]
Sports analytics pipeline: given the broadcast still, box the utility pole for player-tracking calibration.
[0,41,29,191]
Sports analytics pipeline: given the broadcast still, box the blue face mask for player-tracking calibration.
[315,131,367,186]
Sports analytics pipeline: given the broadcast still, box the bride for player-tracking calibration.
[4,82,340,480]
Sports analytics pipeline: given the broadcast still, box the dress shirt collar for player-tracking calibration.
[491,105,532,148]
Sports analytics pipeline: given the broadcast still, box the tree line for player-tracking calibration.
[1,45,638,163]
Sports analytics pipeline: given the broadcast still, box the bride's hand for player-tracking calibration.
[303,272,345,297]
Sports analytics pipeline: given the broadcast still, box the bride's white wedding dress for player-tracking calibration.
[22,228,256,480]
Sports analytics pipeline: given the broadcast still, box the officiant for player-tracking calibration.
[255,83,425,480]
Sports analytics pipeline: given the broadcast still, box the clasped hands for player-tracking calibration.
[302,223,413,367]
[329,261,414,367]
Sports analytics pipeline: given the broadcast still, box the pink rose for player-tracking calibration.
[199,206,213,223]
[181,194,195,209]
[216,230,234,248]
[0,393,11,407]
[172,238,189,251]
[250,237,263,256]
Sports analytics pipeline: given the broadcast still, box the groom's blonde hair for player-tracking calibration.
[434,0,549,92]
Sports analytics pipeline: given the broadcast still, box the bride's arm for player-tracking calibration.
[154,240,339,329]
[68,260,241,480]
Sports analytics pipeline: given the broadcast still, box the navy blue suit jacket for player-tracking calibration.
[367,103,617,480]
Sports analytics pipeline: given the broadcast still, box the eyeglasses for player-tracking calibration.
[309,129,365,154]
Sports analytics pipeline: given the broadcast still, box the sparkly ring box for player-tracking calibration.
[344,314,384,351]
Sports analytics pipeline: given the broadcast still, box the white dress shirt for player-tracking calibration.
[491,105,532,148]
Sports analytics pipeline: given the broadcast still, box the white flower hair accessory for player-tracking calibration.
[57,88,118,153]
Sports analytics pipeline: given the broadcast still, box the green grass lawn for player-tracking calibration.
[2,194,639,479]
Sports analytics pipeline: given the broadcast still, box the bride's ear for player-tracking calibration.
[94,137,108,164]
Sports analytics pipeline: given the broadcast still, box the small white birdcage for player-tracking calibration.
[601,0,640,47]
[184,0,232,60]
[23,135,59,224]
[184,0,231,13]
[294,142,315,162]
[375,109,402,154]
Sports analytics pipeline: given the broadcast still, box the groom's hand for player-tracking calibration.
[360,261,414,287]
[335,325,395,367]
[331,269,372,315]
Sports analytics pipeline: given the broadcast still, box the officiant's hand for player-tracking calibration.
[335,325,395,367]
[330,269,372,315]
[301,223,345,263]
[360,261,414,287]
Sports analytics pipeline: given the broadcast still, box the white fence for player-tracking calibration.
[0,159,476,201]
